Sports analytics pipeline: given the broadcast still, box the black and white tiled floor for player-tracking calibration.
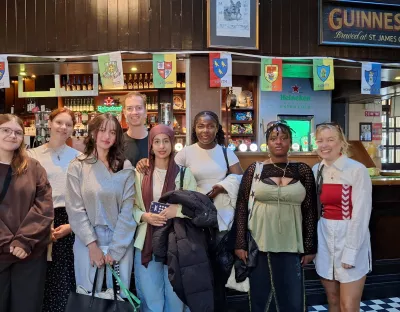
[308,297,400,311]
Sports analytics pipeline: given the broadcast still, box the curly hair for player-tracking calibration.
[81,113,125,173]
[0,114,28,175]
[266,121,293,144]
[191,111,225,146]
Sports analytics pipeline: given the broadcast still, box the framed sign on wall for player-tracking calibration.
[207,0,259,50]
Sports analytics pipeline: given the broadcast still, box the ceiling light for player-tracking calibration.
[131,67,138,71]
[396,76,400,80]
[19,72,27,76]
[31,74,36,78]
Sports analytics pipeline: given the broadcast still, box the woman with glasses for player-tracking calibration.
[313,123,372,312]
[0,114,54,312]
[233,121,318,312]
[28,108,80,312]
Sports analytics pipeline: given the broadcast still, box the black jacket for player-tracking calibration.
[153,190,218,312]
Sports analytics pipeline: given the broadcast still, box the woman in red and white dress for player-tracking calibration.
[313,123,372,312]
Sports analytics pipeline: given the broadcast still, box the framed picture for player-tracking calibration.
[207,0,259,50]
[359,122,372,142]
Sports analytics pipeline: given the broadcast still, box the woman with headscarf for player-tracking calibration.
[133,124,197,312]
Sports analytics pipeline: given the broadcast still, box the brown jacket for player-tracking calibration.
[0,157,54,262]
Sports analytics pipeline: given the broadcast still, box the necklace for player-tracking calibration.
[269,159,290,179]
[48,144,66,161]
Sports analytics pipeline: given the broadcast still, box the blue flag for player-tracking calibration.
[362,63,381,95]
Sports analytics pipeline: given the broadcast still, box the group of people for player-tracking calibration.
[0,91,372,312]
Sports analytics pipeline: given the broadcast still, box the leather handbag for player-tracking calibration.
[65,265,140,312]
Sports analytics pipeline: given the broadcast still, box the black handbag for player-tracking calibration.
[65,265,140,312]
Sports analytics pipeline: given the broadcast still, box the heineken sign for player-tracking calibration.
[319,0,400,48]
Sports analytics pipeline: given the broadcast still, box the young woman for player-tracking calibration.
[234,121,318,312]
[65,113,136,295]
[28,108,80,312]
[136,111,243,311]
[0,114,53,312]
[133,124,197,312]
[313,123,372,312]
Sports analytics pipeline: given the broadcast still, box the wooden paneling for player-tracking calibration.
[1,0,400,62]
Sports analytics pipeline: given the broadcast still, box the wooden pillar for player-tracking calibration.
[187,56,221,143]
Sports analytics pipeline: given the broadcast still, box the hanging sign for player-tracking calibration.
[98,52,124,89]
[361,63,381,95]
[209,52,232,88]
[153,54,176,88]
[372,123,382,141]
[319,0,400,49]
[261,58,282,92]
[313,59,335,91]
[0,56,10,89]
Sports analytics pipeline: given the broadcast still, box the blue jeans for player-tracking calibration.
[134,249,187,312]
[249,252,305,312]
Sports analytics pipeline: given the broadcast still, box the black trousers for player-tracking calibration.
[249,252,305,312]
[0,253,47,312]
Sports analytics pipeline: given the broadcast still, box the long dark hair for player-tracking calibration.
[191,111,225,145]
[82,113,125,172]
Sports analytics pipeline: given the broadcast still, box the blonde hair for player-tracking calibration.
[316,124,350,155]
[122,91,147,110]
[0,114,28,175]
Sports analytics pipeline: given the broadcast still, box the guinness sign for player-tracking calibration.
[319,0,400,48]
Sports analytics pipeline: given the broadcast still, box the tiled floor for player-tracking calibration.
[308,297,400,311]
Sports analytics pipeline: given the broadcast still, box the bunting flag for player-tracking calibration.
[313,59,335,91]
[362,63,381,95]
[209,53,232,88]
[0,56,10,89]
[98,52,124,89]
[261,58,282,91]
[153,54,176,88]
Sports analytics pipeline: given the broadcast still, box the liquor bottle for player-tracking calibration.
[89,98,94,112]
[82,76,87,90]
[133,74,138,89]
[72,99,76,112]
[66,76,71,91]
[88,76,93,90]
[123,74,127,89]
[78,99,83,112]
[76,76,81,91]
[177,74,182,88]
[144,74,149,89]
[71,76,77,91]
[128,74,133,89]
[62,76,66,90]
[182,74,186,88]
[138,74,143,89]
[149,73,154,88]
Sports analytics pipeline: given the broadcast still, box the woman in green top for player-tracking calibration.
[233,121,318,312]
[133,124,197,312]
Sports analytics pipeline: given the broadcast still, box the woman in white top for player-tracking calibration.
[66,113,136,296]
[312,123,372,312]
[28,108,80,312]
[137,111,243,311]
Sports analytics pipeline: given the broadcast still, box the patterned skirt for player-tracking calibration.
[42,207,75,312]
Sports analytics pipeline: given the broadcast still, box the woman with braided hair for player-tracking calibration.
[233,121,318,312]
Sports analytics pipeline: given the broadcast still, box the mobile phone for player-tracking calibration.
[150,201,169,214]
[206,190,214,197]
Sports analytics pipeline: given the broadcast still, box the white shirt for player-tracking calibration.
[312,155,372,282]
[175,143,239,194]
[153,167,167,202]
[28,144,80,208]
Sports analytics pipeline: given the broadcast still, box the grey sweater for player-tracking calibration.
[65,156,136,261]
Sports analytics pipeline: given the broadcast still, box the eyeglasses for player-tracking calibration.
[266,120,288,130]
[316,122,340,129]
[0,127,24,138]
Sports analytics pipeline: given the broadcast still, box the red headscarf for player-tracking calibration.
[141,124,180,267]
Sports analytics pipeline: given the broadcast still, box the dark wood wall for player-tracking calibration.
[0,0,399,62]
